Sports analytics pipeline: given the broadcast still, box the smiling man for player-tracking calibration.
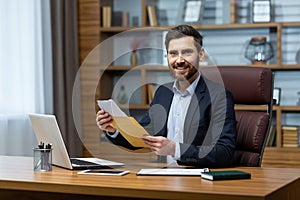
[96,25,237,168]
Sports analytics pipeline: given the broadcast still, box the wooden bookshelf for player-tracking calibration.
[78,0,300,158]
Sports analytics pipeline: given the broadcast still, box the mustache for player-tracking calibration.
[171,61,193,69]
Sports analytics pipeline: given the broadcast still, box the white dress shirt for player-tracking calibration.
[166,75,200,164]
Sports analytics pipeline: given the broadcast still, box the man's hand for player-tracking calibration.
[142,136,175,156]
[96,109,116,133]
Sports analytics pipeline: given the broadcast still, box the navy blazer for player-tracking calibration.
[107,76,237,168]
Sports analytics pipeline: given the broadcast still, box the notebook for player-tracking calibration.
[200,170,251,181]
[28,113,124,170]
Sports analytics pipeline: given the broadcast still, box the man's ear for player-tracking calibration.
[199,47,205,61]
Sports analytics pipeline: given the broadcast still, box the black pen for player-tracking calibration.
[38,141,44,149]
[46,143,52,150]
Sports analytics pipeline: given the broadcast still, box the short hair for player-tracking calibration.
[164,24,203,52]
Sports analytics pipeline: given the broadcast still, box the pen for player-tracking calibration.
[38,141,44,149]
[46,143,52,150]
[36,141,52,171]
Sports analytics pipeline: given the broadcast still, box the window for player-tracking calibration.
[0,0,52,156]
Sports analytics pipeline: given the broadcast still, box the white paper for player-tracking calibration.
[137,168,209,176]
[78,169,130,176]
[97,99,127,117]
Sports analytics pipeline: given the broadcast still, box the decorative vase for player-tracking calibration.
[244,36,274,65]
[130,50,137,67]
[117,85,128,104]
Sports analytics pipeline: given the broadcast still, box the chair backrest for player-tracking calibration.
[202,66,273,167]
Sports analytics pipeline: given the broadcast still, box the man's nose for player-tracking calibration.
[176,54,185,63]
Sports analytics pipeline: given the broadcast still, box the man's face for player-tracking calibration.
[167,36,202,82]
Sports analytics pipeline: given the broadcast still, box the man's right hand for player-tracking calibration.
[96,109,116,133]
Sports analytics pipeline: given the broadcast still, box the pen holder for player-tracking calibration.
[33,148,52,171]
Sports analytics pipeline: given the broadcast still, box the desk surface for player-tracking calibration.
[0,156,299,200]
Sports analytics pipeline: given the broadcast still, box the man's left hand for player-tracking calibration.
[142,136,175,156]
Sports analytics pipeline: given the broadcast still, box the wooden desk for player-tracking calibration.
[0,156,299,200]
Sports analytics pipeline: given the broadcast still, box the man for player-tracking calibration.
[96,25,237,167]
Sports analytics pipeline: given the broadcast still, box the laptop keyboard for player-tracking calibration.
[70,158,99,166]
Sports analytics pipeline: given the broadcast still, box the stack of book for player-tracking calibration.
[282,126,300,147]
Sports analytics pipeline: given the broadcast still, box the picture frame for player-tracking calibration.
[182,0,204,24]
[273,87,281,105]
[252,0,272,23]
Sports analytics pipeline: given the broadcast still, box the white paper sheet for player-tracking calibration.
[137,168,209,176]
[97,99,127,117]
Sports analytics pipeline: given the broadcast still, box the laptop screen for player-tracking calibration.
[29,113,76,169]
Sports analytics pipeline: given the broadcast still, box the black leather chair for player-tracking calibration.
[202,66,273,167]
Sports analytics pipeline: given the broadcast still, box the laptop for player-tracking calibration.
[29,113,124,170]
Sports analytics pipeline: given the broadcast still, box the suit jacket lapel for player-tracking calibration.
[184,76,207,143]
[157,83,174,136]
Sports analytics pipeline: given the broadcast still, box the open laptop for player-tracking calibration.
[29,113,124,170]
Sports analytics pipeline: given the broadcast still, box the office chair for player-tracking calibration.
[202,66,273,167]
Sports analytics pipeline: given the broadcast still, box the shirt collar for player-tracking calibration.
[172,74,201,96]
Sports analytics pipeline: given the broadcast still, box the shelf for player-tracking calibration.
[104,65,169,71]
[282,22,300,27]
[100,26,168,32]
[277,106,300,112]
[235,105,268,111]
[218,64,283,69]
[266,146,300,151]
[280,65,300,70]
[99,22,283,33]
[193,22,280,29]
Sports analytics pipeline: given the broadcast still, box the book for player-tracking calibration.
[111,11,129,27]
[282,126,299,147]
[102,6,111,27]
[122,12,129,26]
[266,124,276,146]
[112,11,122,26]
[146,84,155,104]
[97,99,150,148]
[157,9,168,26]
[201,170,251,181]
[147,6,158,26]
[282,126,299,131]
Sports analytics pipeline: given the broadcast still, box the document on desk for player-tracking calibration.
[137,168,210,176]
[97,99,150,148]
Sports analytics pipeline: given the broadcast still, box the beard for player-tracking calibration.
[169,61,199,82]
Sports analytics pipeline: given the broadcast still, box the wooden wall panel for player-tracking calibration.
[78,0,101,157]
